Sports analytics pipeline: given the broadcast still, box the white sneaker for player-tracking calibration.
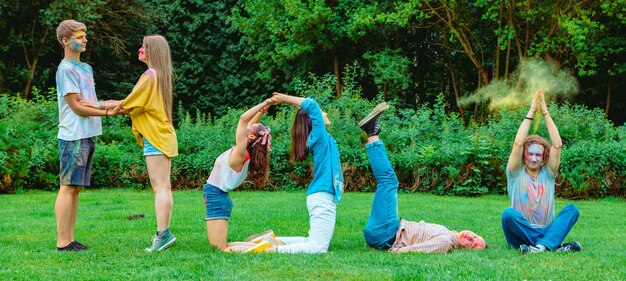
[244,241,272,253]
[244,230,276,243]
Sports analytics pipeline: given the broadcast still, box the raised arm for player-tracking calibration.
[228,98,275,171]
[248,105,269,125]
[507,90,540,172]
[271,92,305,108]
[539,92,562,174]
[273,92,327,144]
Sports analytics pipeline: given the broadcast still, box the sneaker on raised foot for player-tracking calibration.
[245,241,272,253]
[145,228,177,253]
[520,244,543,255]
[556,241,581,253]
[358,102,389,137]
[244,230,275,243]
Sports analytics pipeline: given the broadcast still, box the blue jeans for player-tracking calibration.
[58,137,96,186]
[501,204,579,250]
[363,141,401,250]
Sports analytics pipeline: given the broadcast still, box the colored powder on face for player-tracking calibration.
[528,144,543,155]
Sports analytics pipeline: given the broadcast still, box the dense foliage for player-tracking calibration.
[1,82,623,198]
[1,0,625,125]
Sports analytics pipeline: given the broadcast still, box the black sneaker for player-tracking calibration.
[556,241,581,253]
[57,241,87,252]
[71,241,89,250]
[358,102,389,137]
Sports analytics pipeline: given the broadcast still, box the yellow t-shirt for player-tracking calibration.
[122,68,178,157]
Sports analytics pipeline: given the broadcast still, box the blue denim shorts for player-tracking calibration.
[58,138,96,186]
[203,183,233,220]
[142,137,164,156]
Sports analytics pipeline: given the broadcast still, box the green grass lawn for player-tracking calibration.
[0,190,624,280]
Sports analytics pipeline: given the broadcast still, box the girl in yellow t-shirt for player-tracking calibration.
[81,35,177,252]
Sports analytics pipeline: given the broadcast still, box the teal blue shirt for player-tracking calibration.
[302,98,344,202]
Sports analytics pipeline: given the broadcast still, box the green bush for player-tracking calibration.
[1,84,624,199]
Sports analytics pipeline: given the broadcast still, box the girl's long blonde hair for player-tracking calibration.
[144,35,174,121]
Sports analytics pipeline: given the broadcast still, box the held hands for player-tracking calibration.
[109,106,129,116]
[271,92,286,104]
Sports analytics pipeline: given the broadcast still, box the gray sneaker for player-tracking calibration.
[520,244,543,255]
[145,228,176,253]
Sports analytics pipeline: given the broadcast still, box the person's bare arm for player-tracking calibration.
[539,91,562,174]
[507,90,540,172]
[79,99,123,110]
[228,98,275,171]
[65,93,119,116]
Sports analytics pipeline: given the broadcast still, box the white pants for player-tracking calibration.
[277,192,336,254]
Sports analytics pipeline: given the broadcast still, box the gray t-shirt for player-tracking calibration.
[56,60,102,140]
[506,165,556,227]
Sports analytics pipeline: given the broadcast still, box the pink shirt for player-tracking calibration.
[389,219,457,254]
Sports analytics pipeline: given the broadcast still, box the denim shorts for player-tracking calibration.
[142,137,164,156]
[58,138,96,186]
[203,183,233,220]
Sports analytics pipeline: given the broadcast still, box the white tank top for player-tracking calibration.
[206,148,250,192]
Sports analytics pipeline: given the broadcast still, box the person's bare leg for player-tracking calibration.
[206,219,229,250]
[146,155,173,231]
[55,185,80,247]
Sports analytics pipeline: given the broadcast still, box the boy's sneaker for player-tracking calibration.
[244,241,272,253]
[71,241,89,250]
[57,241,87,252]
[520,244,543,255]
[145,228,176,253]
[358,102,389,137]
[244,230,276,243]
[556,241,581,253]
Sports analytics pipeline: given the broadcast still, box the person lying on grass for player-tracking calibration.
[358,102,486,253]
[502,89,581,255]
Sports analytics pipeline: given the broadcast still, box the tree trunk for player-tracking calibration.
[333,47,341,97]
[505,36,512,78]
[22,56,39,99]
[524,0,531,57]
[424,2,490,85]
[444,37,465,121]
[509,0,524,58]
[21,24,49,100]
[495,0,505,80]
[473,72,481,122]
[605,76,612,118]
